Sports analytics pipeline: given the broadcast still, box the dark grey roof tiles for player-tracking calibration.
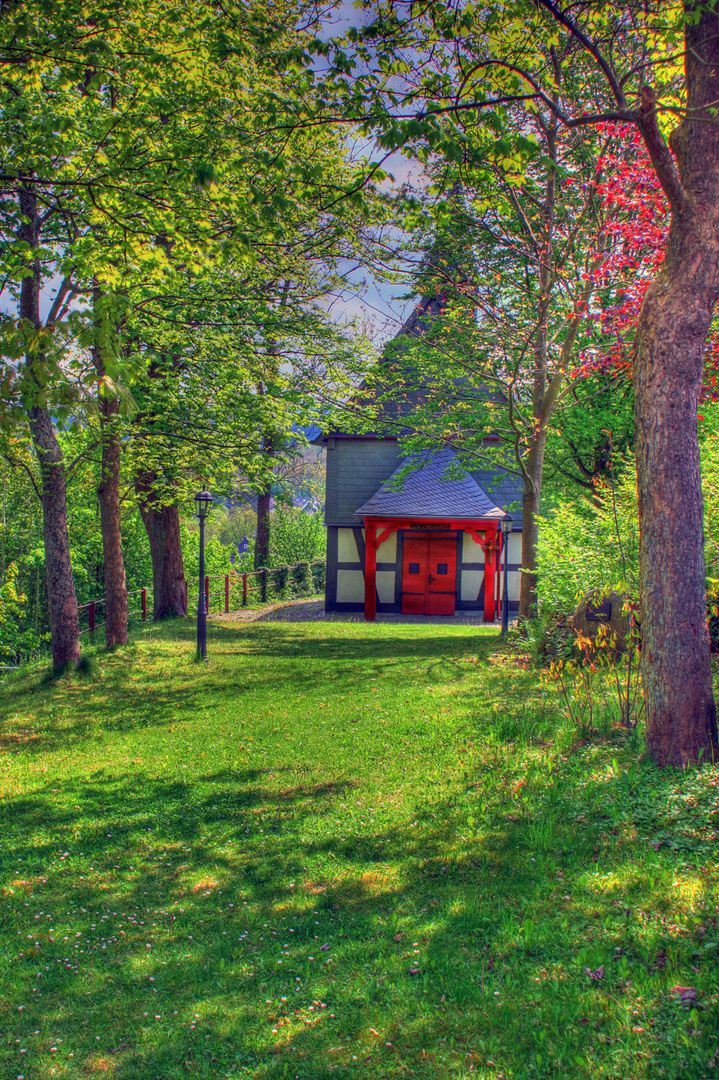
[355,448,507,521]
[471,468,524,530]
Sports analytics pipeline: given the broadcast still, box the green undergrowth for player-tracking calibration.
[0,618,717,1080]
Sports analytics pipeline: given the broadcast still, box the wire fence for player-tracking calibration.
[78,560,326,636]
[78,587,150,636]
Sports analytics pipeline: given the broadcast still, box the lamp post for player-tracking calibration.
[500,515,512,636]
[194,490,214,661]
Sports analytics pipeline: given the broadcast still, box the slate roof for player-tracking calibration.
[471,467,524,530]
[355,449,507,521]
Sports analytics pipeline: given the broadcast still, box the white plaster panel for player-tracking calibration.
[336,569,365,602]
[508,532,522,563]
[376,571,395,603]
[461,568,485,602]
[337,528,360,563]
[462,531,485,563]
[497,569,522,601]
[376,531,397,562]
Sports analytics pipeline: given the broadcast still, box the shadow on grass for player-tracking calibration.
[2,752,718,1079]
[0,769,540,1078]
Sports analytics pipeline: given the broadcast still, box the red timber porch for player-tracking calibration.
[352,447,511,621]
[362,516,502,622]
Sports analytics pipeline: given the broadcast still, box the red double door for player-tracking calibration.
[401,533,457,615]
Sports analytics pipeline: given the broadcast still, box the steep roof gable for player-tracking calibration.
[355,448,506,520]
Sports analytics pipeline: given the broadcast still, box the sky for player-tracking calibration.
[309,0,432,349]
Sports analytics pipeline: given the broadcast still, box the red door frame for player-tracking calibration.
[362,517,500,622]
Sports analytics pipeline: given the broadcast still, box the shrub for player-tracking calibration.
[545,620,644,741]
[0,563,47,663]
[270,564,290,598]
[291,562,312,596]
[538,463,639,615]
[517,610,574,666]
[181,526,254,582]
[269,505,325,566]
[310,559,326,593]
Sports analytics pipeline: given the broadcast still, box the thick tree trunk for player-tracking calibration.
[97,396,128,647]
[27,406,81,669]
[135,472,187,620]
[635,292,719,764]
[633,239,719,764]
[19,185,80,668]
[631,7,719,765]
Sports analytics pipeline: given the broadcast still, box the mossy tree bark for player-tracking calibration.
[19,187,80,669]
[135,474,187,620]
[633,26,719,763]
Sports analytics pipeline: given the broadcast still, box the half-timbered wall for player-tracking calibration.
[326,525,522,614]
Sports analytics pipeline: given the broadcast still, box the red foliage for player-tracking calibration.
[573,125,719,409]
[571,125,667,379]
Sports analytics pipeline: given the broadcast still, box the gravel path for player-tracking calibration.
[212,598,492,625]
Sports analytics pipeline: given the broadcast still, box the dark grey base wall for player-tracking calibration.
[323,600,522,616]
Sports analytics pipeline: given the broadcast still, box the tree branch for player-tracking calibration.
[1,451,41,501]
[636,84,688,216]
[536,0,628,110]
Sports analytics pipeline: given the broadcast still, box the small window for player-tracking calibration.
[408,563,420,575]
[436,563,448,575]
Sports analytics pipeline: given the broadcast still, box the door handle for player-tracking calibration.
[428,573,434,583]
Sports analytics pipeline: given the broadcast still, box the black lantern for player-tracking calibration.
[194,490,214,660]
[500,515,512,636]
[194,490,214,521]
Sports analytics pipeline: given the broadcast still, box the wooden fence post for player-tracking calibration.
[242,573,248,607]
[261,567,268,603]
[225,575,229,614]
[205,575,210,614]
[141,588,147,620]
[89,601,95,633]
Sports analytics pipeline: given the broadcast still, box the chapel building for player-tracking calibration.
[315,284,524,621]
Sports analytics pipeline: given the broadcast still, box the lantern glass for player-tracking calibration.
[194,490,214,520]
[500,515,512,536]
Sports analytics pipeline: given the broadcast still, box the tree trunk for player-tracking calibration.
[518,434,547,619]
[634,269,719,764]
[27,406,81,668]
[19,185,80,669]
[518,482,539,620]
[97,395,128,647]
[94,324,128,648]
[254,437,275,570]
[135,471,187,619]
[255,487,271,569]
[633,234,719,765]
[518,274,552,619]
[631,8,719,766]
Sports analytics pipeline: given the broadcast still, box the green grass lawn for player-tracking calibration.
[0,617,718,1080]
